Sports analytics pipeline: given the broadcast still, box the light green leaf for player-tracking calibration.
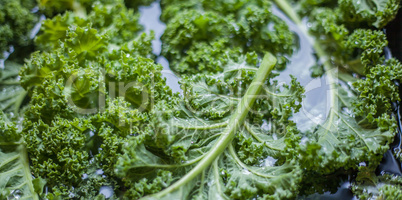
[117,53,304,199]
[0,61,27,116]
[0,111,39,200]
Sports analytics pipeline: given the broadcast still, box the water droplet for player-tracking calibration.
[261,119,271,131]
[342,107,352,114]
[99,186,114,198]
[272,133,278,141]
[264,156,278,167]
[96,169,104,175]
[82,173,88,179]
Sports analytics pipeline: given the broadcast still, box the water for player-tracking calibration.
[99,186,114,198]
[138,1,182,94]
[263,156,277,167]
[272,6,331,133]
[300,182,357,200]
[29,15,46,39]
[377,150,402,176]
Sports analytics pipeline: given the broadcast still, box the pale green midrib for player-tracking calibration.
[199,170,205,197]
[136,154,205,168]
[273,0,338,134]
[213,158,226,198]
[0,140,38,199]
[0,154,19,169]
[2,166,23,176]
[1,70,20,80]
[19,143,39,200]
[14,90,28,114]
[145,53,277,199]
[0,92,20,101]
[9,181,28,190]
[0,80,21,85]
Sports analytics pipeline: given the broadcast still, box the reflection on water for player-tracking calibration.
[139,2,182,94]
[300,181,357,200]
[138,2,165,55]
[273,6,330,133]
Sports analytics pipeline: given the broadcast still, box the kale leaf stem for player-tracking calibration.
[144,53,277,199]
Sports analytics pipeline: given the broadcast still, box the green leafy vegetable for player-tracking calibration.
[35,0,144,50]
[0,111,42,199]
[352,171,402,199]
[299,83,394,173]
[161,0,295,74]
[0,61,27,116]
[0,0,38,56]
[37,0,154,16]
[20,30,170,197]
[16,1,170,196]
[116,53,304,199]
[0,0,401,198]
[276,0,400,194]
